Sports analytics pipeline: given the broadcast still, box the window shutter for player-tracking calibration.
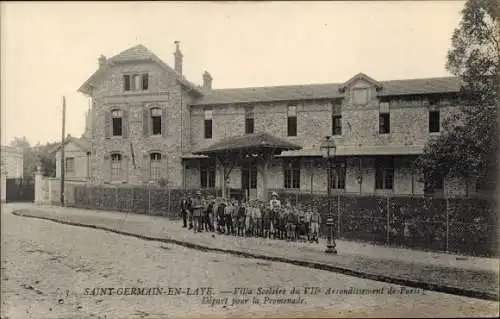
[161,153,168,180]
[161,107,168,137]
[143,108,150,137]
[123,75,130,91]
[103,155,111,182]
[142,74,148,90]
[122,109,128,139]
[105,110,111,139]
[142,153,150,182]
[91,103,96,139]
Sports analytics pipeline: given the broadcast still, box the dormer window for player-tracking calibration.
[352,87,370,105]
[123,73,148,91]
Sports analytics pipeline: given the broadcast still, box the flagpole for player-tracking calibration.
[60,96,66,206]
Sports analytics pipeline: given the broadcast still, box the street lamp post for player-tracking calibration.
[320,136,338,254]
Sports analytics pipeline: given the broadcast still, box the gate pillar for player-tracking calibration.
[34,166,43,205]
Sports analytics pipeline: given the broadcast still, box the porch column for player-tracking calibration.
[261,153,271,202]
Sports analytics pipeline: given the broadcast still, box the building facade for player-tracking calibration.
[52,135,92,181]
[1,146,24,179]
[78,43,475,198]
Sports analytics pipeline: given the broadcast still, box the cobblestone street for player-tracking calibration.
[1,204,498,318]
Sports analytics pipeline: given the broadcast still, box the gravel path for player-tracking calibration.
[1,205,498,318]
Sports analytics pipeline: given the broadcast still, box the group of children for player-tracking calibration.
[180,191,322,243]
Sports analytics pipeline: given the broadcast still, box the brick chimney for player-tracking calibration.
[174,41,183,75]
[203,71,213,89]
[98,55,107,68]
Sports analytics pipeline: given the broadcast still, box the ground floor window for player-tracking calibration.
[200,159,216,188]
[329,160,346,189]
[111,153,122,181]
[375,156,394,190]
[150,153,162,181]
[284,159,300,189]
[242,166,257,189]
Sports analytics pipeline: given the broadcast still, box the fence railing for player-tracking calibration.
[268,189,498,257]
[66,184,498,257]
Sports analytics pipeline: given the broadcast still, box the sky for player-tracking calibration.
[1,1,464,146]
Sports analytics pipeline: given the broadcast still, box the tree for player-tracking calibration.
[9,136,36,180]
[33,142,57,177]
[9,137,57,179]
[415,0,499,191]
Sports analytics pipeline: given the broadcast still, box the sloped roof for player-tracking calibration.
[341,72,383,91]
[192,132,302,156]
[78,44,201,95]
[106,44,156,63]
[49,136,91,154]
[192,76,461,106]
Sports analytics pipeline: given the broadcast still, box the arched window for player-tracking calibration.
[151,107,162,135]
[111,153,122,181]
[111,109,123,136]
[150,153,162,181]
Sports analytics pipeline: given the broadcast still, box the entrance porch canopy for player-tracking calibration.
[192,132,302,201]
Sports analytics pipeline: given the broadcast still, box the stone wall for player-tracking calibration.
[189,95,458,157]
[89,60,196,187]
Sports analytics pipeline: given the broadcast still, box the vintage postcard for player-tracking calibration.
[1,1,498,318]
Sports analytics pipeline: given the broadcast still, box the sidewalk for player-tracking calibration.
[5,203,499,301]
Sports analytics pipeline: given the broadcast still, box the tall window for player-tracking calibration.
[150,153,162,181]
[111,109,123,136]
[151,107,162,135]
[352,88,370,105]
[200,159,216,188]
[375,156,394,190]
[378,102,390,134]
[287,105,297,137]
[245,107,254,134]
[65,157,75,174]
[242,166,257,189]
[204,109,213,139]
[332,101,342,136]
[123,73,148,91]
[429,110,440,133]
[284,159,300,189]
[329,160,346,189]
[111,153,122,182]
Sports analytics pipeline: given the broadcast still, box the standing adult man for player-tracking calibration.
[269,192,281,239]
[237,200,246,237]
[304,205,312,242]
[310,208,321,243]
[187,193,194,230]
[191,191,203,233]
[253,200,262,237]
[180,195,189,228]
[217,198,227,234]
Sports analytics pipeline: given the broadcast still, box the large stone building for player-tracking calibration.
[78,43,475,198]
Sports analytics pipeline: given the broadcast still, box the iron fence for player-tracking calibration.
[268,188,498,257]
[67,184,498,257]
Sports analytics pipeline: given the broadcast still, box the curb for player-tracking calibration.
[11,210,499,302]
